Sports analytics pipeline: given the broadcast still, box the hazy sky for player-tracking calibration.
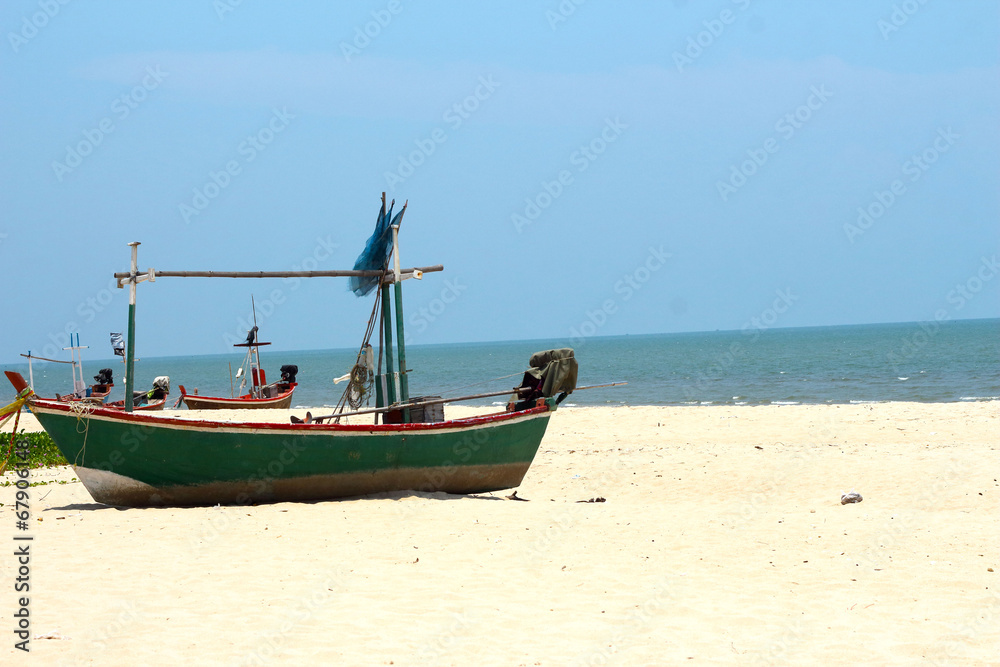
[1,1,997,365]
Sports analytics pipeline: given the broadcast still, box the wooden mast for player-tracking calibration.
[380,279,397,406]
[391,219,411,422]
[124,243,139,411]
[118,242,155,411]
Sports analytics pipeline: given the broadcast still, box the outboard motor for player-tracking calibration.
[280,365,298,384]
[94,368,114,385]
[151,376,170,398]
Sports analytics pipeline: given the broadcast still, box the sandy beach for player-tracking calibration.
[2,401,997,665]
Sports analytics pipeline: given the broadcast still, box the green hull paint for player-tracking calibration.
[29,398,554,507]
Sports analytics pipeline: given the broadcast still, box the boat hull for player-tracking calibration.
[180,385,295,410]
[105,398,166,411]
[28,398,553,507]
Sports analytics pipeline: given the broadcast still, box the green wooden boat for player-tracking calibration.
[6,195,579,507]
[8,371,556,507]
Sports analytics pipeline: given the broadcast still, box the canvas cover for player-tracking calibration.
[512,348,578,410]
[526,348,578,397]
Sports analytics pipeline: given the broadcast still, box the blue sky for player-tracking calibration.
[1,0,997,365]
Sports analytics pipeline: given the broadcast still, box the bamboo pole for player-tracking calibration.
[20,353,74,364]
[380,283,396,406]
[20,351,75,392]
[391,223,410,421]
[112,266,442,281]
[124,243,139,411]
[301,382,628,424]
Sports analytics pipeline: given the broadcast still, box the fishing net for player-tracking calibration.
[349,195,408,297]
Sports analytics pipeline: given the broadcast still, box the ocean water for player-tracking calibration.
[2,318,997,410]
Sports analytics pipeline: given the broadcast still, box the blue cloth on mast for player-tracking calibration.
[350,198,407,297]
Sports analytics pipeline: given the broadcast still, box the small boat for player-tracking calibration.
[177,363,297,410]
[56,367,114,404]
[178,379,295,410]
[177,316,297,410]
[106,376,170,412]
[3,195,584,507]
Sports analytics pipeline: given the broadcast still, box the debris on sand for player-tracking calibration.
[841,490,863,505]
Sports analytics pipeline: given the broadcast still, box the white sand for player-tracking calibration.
[2,402,997,664]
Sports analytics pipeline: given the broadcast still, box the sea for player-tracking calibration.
[2,318,997,410]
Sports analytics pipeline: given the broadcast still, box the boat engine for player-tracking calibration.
[152,376,170,397]
[94,368,114,385]
[280,365,298,384]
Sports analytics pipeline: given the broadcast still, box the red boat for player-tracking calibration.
[178,381,296,410]
[56,367,114,404]
[178,326,297,410]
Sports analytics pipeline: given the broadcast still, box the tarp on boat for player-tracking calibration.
[512,348,578,409]
[527,348,578,398]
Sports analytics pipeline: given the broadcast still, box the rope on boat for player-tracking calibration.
[68,401,94,466]
[0,387,33,475]
[346,347,374,410]
[334,270,385,419]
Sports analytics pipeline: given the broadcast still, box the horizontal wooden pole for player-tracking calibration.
[20,354,74,364]
[113,265,443,281]
[298,382,628,423]
[302,387,530,423]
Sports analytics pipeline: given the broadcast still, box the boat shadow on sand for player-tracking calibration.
[44,490,509,512]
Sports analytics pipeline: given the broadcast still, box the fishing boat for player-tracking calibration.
[2,195,585,507]
[31,335,115,404]
[177,322,298,410]
[178,381,295,410]
[6,369,566,506]
[56,367,114,404]
[105,376,170,412]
